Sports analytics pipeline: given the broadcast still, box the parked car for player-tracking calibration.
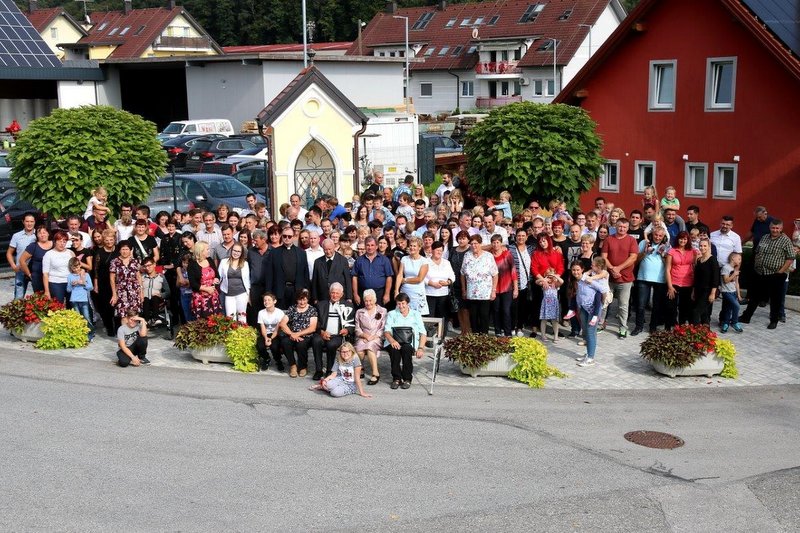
[232,166,270,210]
[145,182,194,213]
[0,150,12,181]
[159,174,265,212]
[0,190,45,250]
[179,138,257,173]
[230,133,267,146]
[161,134,225,170]
[199,146,269,175]
[420,133,463,154]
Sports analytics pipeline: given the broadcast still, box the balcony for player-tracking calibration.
[474,61,523,79]
[154,36,212,50]
[475,96,523,109]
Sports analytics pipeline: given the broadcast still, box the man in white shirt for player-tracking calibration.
[305,231,324,279]
[710,215,742,265]
[434,171,455,200]
[480,213,508,248]
[290,194,308,220]
[197,212,222,247]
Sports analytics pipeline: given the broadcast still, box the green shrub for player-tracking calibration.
[9,105,167,217]
[225,326,259,373]
[507,337,566,388]
[36,309,89,350]
[444,333,509,369]
[714,339,738,379]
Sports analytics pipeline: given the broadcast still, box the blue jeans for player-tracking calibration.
[48,282,68,304]
[72,301,95,339]
[14,271,30,300]
[180,291,195,322]
[720,292,740,326]
[579,307,597,359]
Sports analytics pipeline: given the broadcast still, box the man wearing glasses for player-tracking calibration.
[263,228,310,310]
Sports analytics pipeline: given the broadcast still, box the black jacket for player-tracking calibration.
[263,245,309,300]
[315,299,355,338]
[311,253,353,302]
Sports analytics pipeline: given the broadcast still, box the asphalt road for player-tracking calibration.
[1,349,798,532]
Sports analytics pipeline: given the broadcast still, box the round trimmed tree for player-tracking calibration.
[9,105,167,218]
[464,102,604,207]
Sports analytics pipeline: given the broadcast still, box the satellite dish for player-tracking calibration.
[472,28,479,39]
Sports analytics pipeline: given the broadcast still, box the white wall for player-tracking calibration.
[96,67,122,108]
[409,71,460,115]
[262,61,403,108]
[57,81,98,108]
[185,62,265,131]
[562,4,624,86]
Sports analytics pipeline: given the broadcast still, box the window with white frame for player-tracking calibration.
[420,83,433,97]
[705,57,736,111]
[461,81,474,97]
[50,27,58,38]
[649,60,676,111]
[634,161,656,193]
[533,79,555,97]
[600,160,620,192]
[684,163,708,197]
[713,163,737,199]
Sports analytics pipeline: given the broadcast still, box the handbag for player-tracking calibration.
[392,326,415,346]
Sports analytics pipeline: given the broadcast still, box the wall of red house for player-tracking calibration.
[576,0,800,235]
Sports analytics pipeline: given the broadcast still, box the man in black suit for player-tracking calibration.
[311,283,355,380]
[263,227,309,309]
[311,239,353,303]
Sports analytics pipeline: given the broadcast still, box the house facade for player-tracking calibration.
[348,0,625,115]
[25,3,87,60]
[556,0,800,228]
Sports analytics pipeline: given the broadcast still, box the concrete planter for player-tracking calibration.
[651,351,724,378]
[190,344,230,365]
[460,353,517,378]
[11,322,44,343]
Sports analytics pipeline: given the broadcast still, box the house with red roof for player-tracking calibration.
[347,0,625,115]
[555,0,800,229]
[24,1,87,60]
[48,0,221,61]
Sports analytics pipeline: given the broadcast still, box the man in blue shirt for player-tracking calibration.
[352,236,393,307]
[6,213,37,299]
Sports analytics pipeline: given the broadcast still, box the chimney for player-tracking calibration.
[167,0,176,9]
[123,0,132,15]
[385,1,397,14]
[437,1,447,11]
[28,0,38,13]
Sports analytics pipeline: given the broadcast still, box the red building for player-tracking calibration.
[556,0,800,231]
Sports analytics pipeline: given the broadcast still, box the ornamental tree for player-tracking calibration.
[9,105,167,218]
[464,102,604,207]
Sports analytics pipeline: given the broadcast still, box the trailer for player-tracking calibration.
[359,109,419,190]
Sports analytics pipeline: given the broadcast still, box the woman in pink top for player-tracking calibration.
[664,231,698,328]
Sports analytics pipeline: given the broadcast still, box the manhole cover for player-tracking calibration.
[624,430,684,449]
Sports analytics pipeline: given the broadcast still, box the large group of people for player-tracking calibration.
[5,174,799,385]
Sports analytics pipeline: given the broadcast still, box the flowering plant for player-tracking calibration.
[639,324,718,368]
[0,292,65,332]
[174,314,242,350]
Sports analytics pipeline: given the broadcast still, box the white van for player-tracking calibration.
[157,119,234,140]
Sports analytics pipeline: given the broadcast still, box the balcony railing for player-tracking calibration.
[474,61,522,75]
[154,36,211,49]
[475,96,523,109]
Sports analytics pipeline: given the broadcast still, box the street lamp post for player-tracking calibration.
[393,15,409,113]
[302,0,308,68]
[550,38,558,96]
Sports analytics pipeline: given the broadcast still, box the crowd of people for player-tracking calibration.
[5,175,799,387]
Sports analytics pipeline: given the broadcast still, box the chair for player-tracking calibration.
[421,316,445,395]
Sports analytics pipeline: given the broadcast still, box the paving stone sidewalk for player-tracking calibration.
[1,277,798,390]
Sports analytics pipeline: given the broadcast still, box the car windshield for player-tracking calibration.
[1,192,18,208]
[162,123,185,134]
[148,186,185,203]
[190,140,213,151]
[204,178,255,198]
[0,155,9,167]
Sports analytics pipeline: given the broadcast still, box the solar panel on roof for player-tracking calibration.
[0,0,62,69]
[740,0,800,58]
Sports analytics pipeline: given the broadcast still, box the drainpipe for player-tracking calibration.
[256,120,276,215]
[447,70,460,113]
[352,120,368,194]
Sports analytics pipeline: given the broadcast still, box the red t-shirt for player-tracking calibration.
[602,235,638,283]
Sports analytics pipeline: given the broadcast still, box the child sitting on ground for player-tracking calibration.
[66,258,94,342]
[310,341,371,398]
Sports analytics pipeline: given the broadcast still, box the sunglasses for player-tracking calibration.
[282,234,294,239]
